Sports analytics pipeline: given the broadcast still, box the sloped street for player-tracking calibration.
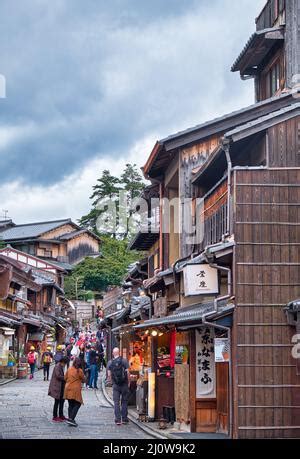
[0,369,151,439]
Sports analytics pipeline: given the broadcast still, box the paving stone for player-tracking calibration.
[0,368,151,439]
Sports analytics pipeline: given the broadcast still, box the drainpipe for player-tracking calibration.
[222,138,232,236]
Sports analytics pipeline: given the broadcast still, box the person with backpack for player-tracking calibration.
[42,346,53,381]
[54,345,64,364]
[27,346,38,379]
[107,347,130,425]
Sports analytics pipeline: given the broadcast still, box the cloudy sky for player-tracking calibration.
[0,0,266,224]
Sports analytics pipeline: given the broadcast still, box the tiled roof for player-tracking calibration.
[0,219,72,241]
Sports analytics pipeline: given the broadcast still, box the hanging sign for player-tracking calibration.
[183,264,219,296]
[196,328,215,398]
[214,338,230,362]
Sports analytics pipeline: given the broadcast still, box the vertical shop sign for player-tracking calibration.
[196,327,215,398]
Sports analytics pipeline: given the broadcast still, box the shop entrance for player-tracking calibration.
[191,327,230,435]
[216,362,229,434]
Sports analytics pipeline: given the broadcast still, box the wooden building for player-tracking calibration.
[0,218,101,269]
[0,247,73,375]
[128,0,300,438]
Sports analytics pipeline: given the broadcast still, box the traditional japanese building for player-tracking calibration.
[127,0,300,438]
[0,247,74,378]
[0,218,101,270]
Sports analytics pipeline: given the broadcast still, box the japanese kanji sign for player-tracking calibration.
[196,327,216,398]
[183,264,219,296]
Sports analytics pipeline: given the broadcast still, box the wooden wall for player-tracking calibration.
[233,168,300,438]
[268,115,300,167]
[41,224,75,239]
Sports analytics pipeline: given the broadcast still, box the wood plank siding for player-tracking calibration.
[233,168,300,438]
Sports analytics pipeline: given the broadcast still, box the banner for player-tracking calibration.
[196,327,215,398]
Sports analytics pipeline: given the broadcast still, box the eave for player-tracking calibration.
[231,27,284,76]
[128,231,159,251]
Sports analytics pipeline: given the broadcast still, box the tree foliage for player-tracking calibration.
[64,236,141,297]
[65,164,145,298]
[79,164,145,238]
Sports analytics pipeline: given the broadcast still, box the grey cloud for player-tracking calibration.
[0,0,265,186]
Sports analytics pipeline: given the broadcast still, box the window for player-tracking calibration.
[270,61,280,96]
[263,58,282,99]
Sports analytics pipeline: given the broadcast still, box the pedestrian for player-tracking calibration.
[97,339,105,371]
[42,346,53,381]
[78,343,85,369]
[64,357,85,427]
[107,347,130,425]
[54,345,64,364]
[65,342,73,369]
[88,345,99,389]
[48,356,69,422]
[84,344,91,388]
[27,346,38,379]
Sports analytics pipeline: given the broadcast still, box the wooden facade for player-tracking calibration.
[0,219,100,267]
[233,168,300,438]
[121,0,300,439]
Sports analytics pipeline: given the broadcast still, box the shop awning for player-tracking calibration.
[0,315,20,326]
[114,306,131,323]
[23,317,42,327]
[134,302,234,329]
[105,310,122,319]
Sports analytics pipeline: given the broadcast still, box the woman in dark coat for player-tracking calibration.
[48,356,68,422]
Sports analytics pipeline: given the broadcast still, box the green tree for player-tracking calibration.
[64,236,141,296]
[79,164,145,239]
[79,170,121,234]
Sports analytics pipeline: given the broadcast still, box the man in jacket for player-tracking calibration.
[107,347,130,425]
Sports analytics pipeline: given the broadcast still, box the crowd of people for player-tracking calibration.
[27,327,131,428]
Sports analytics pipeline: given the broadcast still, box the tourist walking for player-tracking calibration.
[97,339,105,371]
[107,347,130,425]
[48,356,68,422]
[84,344,91,388]
[42,346,53,381]
[64,357,85,427]
[88,345,99,389]
[54,345,64,363]
[27,346,38,379]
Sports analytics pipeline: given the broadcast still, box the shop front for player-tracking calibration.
[112,323,152,413]
[0,326,17,379]
[134,302,233,434]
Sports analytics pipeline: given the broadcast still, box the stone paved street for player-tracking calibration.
[0,368,152,439]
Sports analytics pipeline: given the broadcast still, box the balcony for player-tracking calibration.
[128,210,160,251]
[198,180,228,250]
